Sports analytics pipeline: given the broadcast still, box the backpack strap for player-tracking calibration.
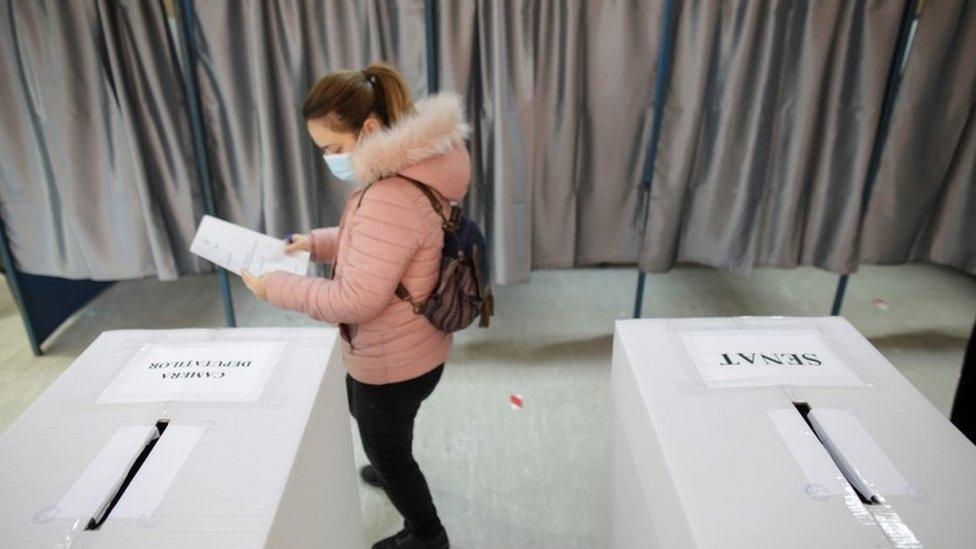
[355,183,373,210]
[395,173,459,232]
[392,173,450,310]
[352,175,443,311]
[395,283,424,314]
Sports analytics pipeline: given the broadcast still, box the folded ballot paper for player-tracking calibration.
[190,215,309,277]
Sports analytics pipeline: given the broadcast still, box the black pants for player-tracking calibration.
[347,364,444,538]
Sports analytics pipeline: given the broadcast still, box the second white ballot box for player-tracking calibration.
[0,327,364,548]
[606,316,976,548]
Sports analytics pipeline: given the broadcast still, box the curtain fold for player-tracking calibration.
[438,0,662,284]
[0,0,203,280]
[860,0,976,275]
[574,1,662,266]
[639,0,906,274]
[367,0,428,99]
[435,0,536,285]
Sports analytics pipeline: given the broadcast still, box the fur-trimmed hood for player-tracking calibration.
[350,93,471,200]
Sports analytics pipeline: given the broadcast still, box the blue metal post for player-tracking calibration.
[830,274,849,316]
[424,0,439,94]
[175,0,236,327]
[634,0,678,318]
[0,213,41,355]
[831,0,919,316]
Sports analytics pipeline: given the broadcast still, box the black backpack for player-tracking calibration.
[394,174,494,331]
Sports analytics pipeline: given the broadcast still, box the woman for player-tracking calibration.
[242,62,469,549]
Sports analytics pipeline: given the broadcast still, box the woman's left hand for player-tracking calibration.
[242,269,270,300]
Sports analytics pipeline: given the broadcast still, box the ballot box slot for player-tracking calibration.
[791,402,877,505]
[85,419,170,530]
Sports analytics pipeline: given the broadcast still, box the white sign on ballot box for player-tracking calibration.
[680,328,863,388]
[98,341,283,403]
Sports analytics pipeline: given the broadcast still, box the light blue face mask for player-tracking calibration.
[323,152,356,182]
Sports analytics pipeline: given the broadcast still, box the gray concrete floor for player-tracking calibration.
[1,265,974,548]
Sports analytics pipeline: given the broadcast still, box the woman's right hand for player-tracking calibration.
[285,233,311,254]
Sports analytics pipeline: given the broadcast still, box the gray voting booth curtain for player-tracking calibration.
[0,0,205,280]
[861,0,976,274]
[640,0,907,274]
[1,0,972,283]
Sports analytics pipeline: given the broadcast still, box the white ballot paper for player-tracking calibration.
[190,215,310,276]
[680,328,864,388]
[98,341,283,403]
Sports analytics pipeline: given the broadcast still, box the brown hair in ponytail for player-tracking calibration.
[302,61,415,132]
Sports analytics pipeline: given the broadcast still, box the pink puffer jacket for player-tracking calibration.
[266,94,471,385]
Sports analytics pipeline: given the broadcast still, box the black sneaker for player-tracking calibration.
[360,464,385,488]
[371,526,449,549]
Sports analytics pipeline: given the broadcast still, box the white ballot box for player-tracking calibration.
[0,328,364,549]
[606,316,976,548]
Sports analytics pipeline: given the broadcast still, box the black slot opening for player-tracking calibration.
[791,402,874,505]
[793,401,811,417]
[85,420,170,530]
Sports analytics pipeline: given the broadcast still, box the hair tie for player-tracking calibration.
[363,71,384,122]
